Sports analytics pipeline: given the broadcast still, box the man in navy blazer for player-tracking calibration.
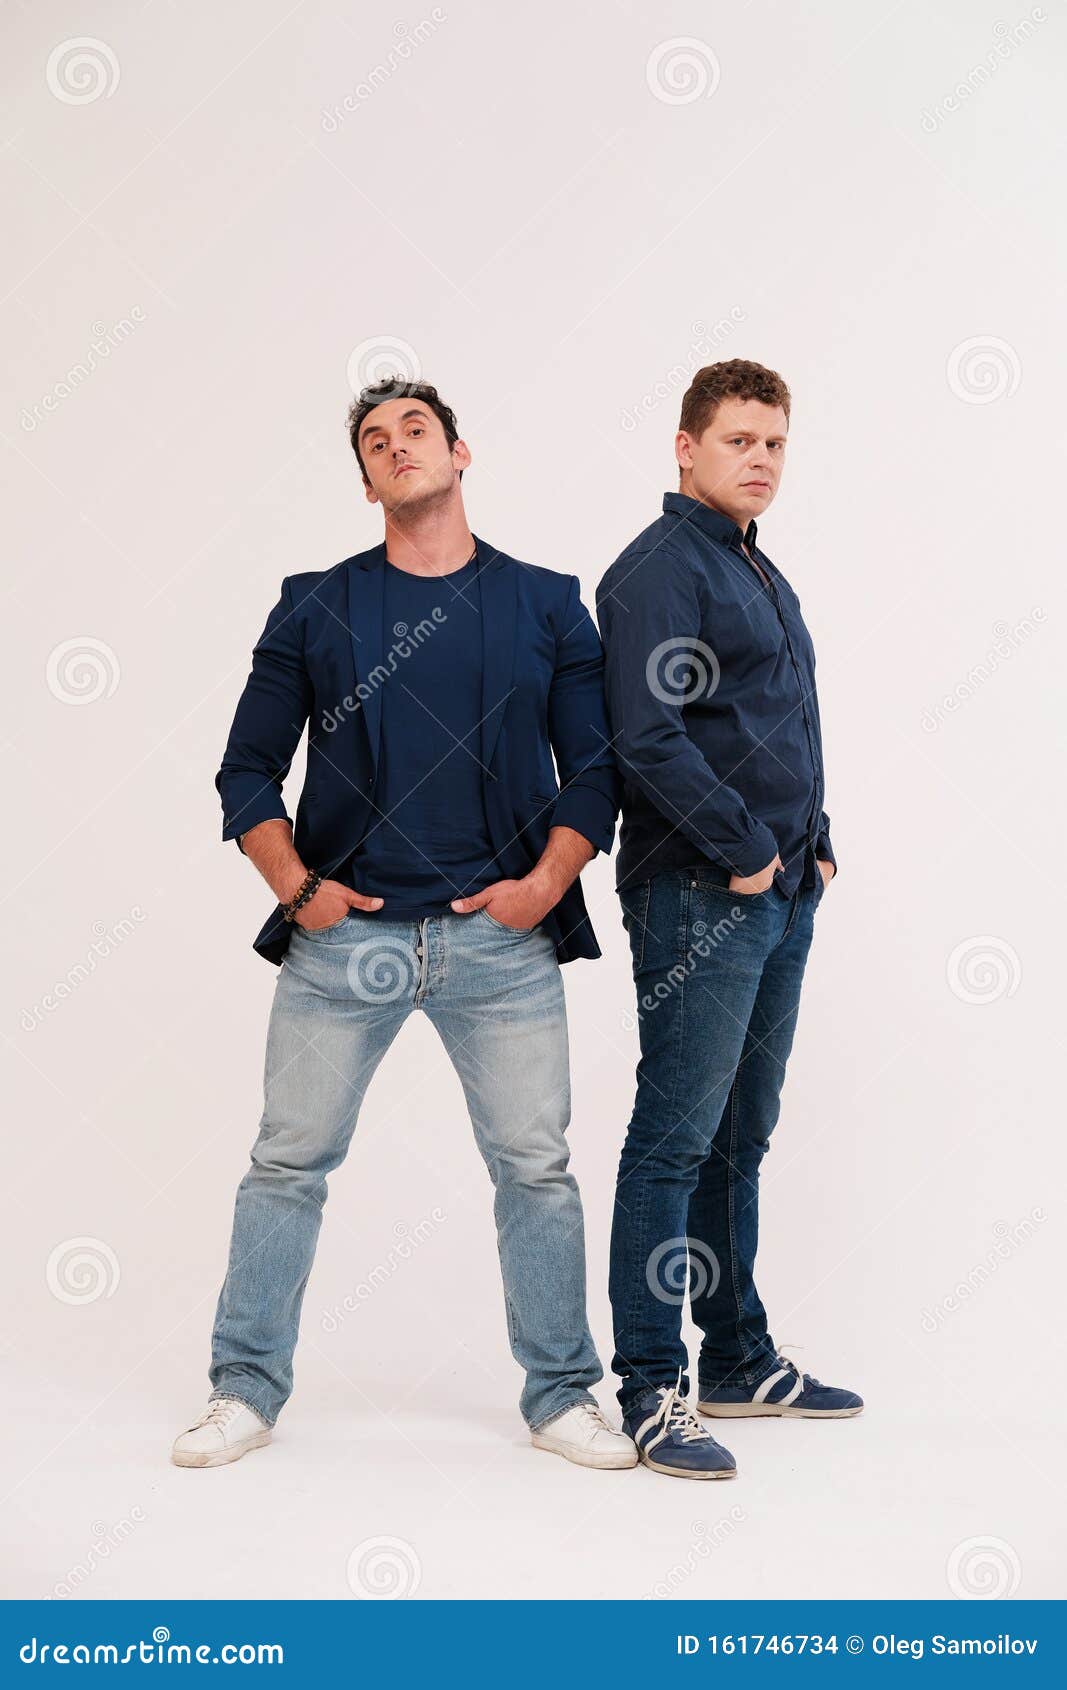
[172,379,636,1474]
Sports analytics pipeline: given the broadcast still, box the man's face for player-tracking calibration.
[358,398,470,515]
[676,396,788,530]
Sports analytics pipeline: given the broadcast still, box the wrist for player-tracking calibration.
[524,862,567,909]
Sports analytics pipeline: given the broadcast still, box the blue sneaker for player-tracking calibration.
[698,1356,863,1419]
[623,1372,737,1479]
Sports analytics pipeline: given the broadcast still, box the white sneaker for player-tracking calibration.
[530,1402,638,1470]
[171,1397,272,1468]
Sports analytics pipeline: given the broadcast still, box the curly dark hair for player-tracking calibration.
[679,359,791,443]
[346,378,462,482]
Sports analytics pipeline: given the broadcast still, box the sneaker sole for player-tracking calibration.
[530,1437,638,1470]
[638,1450,737,1480]
[697,1402,863,1419]
[171,1430,272,1468]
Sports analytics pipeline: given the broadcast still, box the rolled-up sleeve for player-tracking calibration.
[216,577,312,852]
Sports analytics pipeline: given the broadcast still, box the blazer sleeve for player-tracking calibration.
[546,574,621,855]
[215,576,313,852]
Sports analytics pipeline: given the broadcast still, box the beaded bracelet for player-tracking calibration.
[283,868,322,922]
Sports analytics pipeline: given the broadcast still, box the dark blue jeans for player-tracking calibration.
[609,864,823,1414]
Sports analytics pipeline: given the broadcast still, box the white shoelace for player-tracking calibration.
[651,1370,718,1444]
[196,1398,243,1430]
[571,1403,615,1439]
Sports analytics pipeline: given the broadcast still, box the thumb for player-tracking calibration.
[451,887,494,913]
[347,888,384,911]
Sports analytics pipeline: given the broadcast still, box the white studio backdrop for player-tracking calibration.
[2,0,1064,1600]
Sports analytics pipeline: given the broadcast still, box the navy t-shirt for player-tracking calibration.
[346,551,506,918]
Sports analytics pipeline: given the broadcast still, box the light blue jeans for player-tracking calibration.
[208,909,602,1429]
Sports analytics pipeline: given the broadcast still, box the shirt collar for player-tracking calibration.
[662,491,758,553]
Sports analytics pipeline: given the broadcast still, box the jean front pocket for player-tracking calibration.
[618,880,651,973]
[298,911,352,937]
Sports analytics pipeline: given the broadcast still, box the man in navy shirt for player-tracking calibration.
[597,360,862,1480]
[172,380,636,1475]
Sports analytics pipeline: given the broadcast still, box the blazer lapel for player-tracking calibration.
[345,543,387,773]
[476,536,517,777]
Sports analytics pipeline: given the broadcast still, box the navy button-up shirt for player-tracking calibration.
[596,491,835,898]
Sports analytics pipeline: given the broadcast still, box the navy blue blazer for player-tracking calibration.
[216,536,621,966]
